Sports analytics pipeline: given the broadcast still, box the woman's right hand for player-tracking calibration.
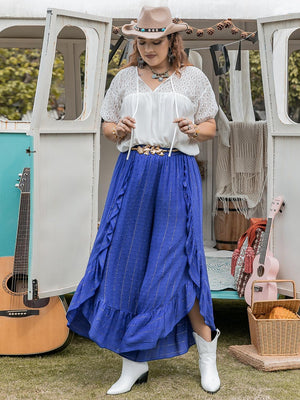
[115,116,136,140]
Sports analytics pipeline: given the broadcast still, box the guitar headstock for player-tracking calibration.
[268,196,285,218]
[16,168,30,193]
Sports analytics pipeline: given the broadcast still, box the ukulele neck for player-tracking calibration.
[259,217,272,265]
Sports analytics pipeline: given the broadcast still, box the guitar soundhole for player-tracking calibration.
[6,274,28,294]
[257,265,265,277]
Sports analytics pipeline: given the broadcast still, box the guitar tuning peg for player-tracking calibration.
[18,173,22,177]
[15,183,19,188]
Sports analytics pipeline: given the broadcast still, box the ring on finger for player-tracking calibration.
[188,124,191,130]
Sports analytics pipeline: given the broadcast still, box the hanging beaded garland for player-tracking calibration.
[112,18,256,40]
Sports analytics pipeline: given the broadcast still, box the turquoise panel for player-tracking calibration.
[211,290,243,300]
[0,133,33,257]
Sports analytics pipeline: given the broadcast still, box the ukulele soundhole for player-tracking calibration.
[257,265,265,277]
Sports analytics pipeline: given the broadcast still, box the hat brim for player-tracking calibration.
[122,21,187,39]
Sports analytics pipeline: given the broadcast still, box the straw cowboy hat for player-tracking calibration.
[122,6,188,39]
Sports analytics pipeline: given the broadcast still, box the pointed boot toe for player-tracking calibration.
[106,358,148,395]
[193,329,221,394]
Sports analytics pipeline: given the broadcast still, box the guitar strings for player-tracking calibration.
[22,173,30,309]
[11,177,22,311]
[10,170,30,312]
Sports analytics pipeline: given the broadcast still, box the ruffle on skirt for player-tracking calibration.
[67,150,215,362]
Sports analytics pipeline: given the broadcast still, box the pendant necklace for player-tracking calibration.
[149,66,169,82]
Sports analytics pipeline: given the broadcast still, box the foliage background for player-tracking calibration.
[0,48,64,120]
[0,46,299,122]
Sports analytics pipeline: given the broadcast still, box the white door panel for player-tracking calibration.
[28,8,111,298]
[257,13,300,297]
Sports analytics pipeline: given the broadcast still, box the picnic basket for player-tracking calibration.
[247,280,300,356]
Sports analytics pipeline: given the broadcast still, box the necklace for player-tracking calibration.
[149,66,169,82]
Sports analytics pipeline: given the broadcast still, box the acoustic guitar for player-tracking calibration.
[244,196,285,306]
[0,168,72,355]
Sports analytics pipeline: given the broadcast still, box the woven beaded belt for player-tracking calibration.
[131,145,179,156]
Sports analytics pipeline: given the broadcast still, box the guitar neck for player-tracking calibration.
[259,217,272,265]
[13,192,30,275]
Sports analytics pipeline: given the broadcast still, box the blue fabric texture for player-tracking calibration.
[67,150,215,362]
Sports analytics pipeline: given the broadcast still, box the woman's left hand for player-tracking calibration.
[173,117,198,139]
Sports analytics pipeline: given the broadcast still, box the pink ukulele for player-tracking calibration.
[244,196,285,306]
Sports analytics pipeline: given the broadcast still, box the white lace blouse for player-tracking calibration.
[100,66,218,156]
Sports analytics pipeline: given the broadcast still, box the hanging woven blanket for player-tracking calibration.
[215,119,268,218]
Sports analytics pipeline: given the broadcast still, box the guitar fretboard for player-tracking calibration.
[13,192,30,275]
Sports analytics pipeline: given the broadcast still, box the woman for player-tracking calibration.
[67,6,220,395]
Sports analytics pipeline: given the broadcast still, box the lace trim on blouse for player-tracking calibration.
[100,66,218,125]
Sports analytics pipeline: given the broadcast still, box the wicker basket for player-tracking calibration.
[248,280,300,356]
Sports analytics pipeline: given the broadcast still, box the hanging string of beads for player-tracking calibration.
[112,18,257,40]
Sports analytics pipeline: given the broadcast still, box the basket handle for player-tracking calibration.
[251,280,297,308]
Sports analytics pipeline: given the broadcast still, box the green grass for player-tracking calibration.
[0,299,299,400]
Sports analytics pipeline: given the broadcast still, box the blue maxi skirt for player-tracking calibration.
[67,149,215,362]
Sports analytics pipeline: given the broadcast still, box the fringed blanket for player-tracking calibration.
[215,120,268,218]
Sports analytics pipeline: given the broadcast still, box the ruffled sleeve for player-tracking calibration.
[100,71,123,123]
[194,70,218,124]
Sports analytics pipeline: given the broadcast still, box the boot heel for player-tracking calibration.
[106,358,149,395]
[193,330,221,393]
[135,371,148,385]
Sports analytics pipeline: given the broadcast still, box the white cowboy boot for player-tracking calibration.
[193,329,221,393]
[106,357,149,395]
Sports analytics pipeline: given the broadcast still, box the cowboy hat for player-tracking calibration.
[122,6,188,39]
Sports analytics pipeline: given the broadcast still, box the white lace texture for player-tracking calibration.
[101,66,218,125]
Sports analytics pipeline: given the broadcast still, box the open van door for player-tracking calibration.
[28,9,111,299]
[257,13,300,297]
